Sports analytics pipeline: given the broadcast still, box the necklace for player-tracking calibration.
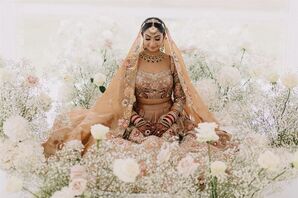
[139,51,165,63]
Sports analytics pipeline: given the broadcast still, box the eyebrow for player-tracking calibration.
[145,34,161,38]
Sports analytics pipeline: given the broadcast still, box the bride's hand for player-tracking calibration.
[152,123,169,137]
[137,121,155,136]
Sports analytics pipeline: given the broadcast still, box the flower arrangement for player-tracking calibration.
[0,19,297,198]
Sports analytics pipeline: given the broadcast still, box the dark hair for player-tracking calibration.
[141,17,166,36]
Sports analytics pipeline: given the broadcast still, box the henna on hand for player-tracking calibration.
[137,121,155,136]
[152,123,169,137]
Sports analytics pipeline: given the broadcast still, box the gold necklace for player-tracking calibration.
[139,51,165,63]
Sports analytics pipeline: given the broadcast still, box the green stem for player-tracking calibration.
[240,48,246,65]
[248,169,263,187]
[250,168,288,198]
[96,139,101,189]
[280,89,291,118]
[207,143,217,198]
[271,169,287,181]
[103,176,116,191]
[96,139,100,150]
[250,189,260,198]
[240,78,251,89]
[23,187,39,198]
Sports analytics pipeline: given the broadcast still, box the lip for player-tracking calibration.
[148,47,158,51]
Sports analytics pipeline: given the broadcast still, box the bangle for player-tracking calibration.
[134,117,143,125]
[164,115,174,125]
[135,120,146,128]
[131,114,140,123]
[160,119,171,128]
[168,111,178,119]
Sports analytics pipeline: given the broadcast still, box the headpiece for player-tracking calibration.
[141,18,165,34]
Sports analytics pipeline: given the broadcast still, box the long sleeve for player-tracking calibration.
[170,59,186,115]
[158,56,186,128]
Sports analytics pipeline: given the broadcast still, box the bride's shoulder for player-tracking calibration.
[165,54,176,72]
[162,53,172,63]
[163,52,171,58]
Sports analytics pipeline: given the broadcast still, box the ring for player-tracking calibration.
[144,129,151,136]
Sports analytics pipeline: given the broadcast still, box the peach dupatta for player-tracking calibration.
[42,27,219,157]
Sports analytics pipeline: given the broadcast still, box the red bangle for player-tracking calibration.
[163,116,173,125]
[134,117,143,125]
[168,111,178,119]
[131,114,140,123]
[165,115,174,124]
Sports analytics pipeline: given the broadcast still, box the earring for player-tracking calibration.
[160,43,165,52]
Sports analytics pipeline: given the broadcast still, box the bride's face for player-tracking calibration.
[142,29,164,52]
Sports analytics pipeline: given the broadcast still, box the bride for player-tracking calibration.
[42,17,232,157]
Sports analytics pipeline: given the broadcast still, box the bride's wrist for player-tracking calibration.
[183,133,197,142]
[158,111,178,127]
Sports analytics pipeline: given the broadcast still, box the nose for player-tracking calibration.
[149,40,156,48]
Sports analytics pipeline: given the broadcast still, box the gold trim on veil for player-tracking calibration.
[42,25,220,157]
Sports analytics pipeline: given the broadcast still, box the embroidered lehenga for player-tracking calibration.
[42,27,232,157]
[123,55,198,144]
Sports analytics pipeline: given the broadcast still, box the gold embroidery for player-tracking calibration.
[135,70,173,99]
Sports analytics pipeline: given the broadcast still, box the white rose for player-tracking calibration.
[249,66,264,79]
[59,83,74,102]
[257,150,280,171]
[195,79,218,104]
[69,178,87,196]
[3,115,30,142]
[90,124,109,140]
[264,71,279,83]
[13,140,45,172]
[5,176,23,192]
[101,30,113,41]
[281,73,298,89]
[217,66,241,87]
[210,161,227,177]
[0,68,15,83]
[0,139,17,170]
[51,187,75,198]
[157,142,172,164]
[38,92,52,111]
[292,151,298,169]
[177,154,199,177]
[195,122,219,143]
[93,73,106,86]
[238,40,252,52]
[113,158,140,183]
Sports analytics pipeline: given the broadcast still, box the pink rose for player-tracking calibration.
[70,165,87,181]
[177,154,199,177]
[104,39,113,49]
[118,119,129,128]
[139,160,148,177]
[69,178,87,196]
[26,75,39,86]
